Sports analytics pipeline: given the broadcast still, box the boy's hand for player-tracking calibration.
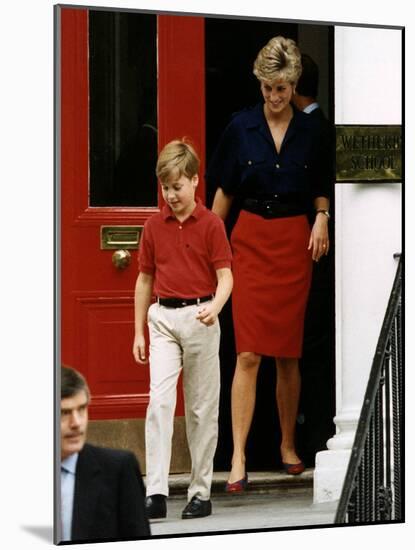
[196,303,220,326]
[132,334,148,364]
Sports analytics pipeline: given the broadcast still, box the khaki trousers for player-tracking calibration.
[145,301,220,501]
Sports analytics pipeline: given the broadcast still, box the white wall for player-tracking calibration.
[335,27,402,124]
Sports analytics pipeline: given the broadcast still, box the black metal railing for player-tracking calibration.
[335,256,403,524]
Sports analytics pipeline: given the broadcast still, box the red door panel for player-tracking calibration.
[158,15,206,200]
[60,7,205,419]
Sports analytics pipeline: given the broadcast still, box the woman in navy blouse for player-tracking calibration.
[208,36,331,490]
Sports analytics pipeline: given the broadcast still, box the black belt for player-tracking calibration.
[243,197,306,219]
[157,295,213,308]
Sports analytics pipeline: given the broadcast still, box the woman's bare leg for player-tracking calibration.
[228,352,261,483]
[275,357,302,464]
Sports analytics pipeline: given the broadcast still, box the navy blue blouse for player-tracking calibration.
[206,103,331,203]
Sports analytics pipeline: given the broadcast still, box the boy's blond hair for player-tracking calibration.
[156,139,200,183]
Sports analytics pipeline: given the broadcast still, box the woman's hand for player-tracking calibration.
[308,213,329,262]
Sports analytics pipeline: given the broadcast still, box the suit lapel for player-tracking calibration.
[71,444,102,540]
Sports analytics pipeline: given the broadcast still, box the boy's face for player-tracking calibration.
[161,173,198,219]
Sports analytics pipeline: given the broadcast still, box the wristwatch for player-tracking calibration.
[316,209,331,220]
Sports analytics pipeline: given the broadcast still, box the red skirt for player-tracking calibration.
[231,210,312,358]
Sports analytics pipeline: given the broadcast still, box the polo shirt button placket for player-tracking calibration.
[177,223,183,246]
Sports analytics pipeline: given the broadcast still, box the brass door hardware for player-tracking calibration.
[112,249,131,270]
[101,226,143,250]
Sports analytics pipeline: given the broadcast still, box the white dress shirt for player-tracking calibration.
[303,101,320,114]
[60,453,78,541]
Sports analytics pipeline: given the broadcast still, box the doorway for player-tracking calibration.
[205,18,336,470]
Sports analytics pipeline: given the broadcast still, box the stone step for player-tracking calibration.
[161,469,314,496]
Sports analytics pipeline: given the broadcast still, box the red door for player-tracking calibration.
[59,6,205,420]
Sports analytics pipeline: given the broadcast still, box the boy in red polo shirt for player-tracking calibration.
[133,139,233,520]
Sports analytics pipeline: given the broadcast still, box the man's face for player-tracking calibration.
[61,390,89,460]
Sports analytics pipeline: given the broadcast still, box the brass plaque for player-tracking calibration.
[100,226,143,250]
[336,125,402,182]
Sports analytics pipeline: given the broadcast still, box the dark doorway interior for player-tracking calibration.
[205,18,336,471]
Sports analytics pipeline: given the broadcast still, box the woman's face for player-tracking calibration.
[260,79,295,115]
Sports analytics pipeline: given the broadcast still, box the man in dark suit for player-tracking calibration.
[292,54,326,119]
[292,53,336,464]
[60,366,151,543]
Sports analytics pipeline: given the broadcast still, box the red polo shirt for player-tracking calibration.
[138,199,232,298]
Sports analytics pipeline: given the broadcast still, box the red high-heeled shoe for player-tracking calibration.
[225,474,249,493]
[282,461,305,475]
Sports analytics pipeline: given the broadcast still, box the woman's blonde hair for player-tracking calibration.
[253,36,302,85]
[156,139,200,182]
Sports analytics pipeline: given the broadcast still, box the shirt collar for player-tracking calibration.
[245,102,267,129]
[245,102,311,149]
[62,452,79,474]
[161,197,206,221]
[303,102,320,114]
[245,102,308,130]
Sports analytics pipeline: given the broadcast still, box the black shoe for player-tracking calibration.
[145,494,167,519]
[181,496,212,519]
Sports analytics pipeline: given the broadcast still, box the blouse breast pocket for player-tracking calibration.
[240,154,267,182]
[288,157,311,192]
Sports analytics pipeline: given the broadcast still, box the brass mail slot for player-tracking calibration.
[100,226,143,250]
